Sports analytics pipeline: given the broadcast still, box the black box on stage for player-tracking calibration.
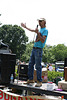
[18,64,28,81]
[64,58,67,80]
[0,53,16,84]
[64,58,67,67]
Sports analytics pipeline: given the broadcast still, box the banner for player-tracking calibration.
[0,89,61,100]
[0,89,46,100]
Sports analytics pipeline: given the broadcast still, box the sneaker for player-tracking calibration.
[23,80,35,84]
[35,81,42,87]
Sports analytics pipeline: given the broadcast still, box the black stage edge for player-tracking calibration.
[5,83,67,99]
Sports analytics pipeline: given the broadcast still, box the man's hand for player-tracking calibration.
[21,23,26,28]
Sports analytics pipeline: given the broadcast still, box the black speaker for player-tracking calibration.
[18,64,28,81]
[0,53,16,84]
[64,58,67,67]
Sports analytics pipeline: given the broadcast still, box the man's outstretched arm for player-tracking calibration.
[21,23,46,43]
[21,23,36,32]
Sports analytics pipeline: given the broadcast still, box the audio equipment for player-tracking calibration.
[18,64,28,81]
[0,53,16,84]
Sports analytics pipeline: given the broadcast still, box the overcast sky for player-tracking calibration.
[0,0,67,46]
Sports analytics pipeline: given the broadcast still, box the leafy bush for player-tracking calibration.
[48,71,63,81]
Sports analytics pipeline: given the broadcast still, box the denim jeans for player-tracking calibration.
[28,48,43,82]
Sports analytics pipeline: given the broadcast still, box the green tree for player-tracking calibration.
[21,42,34,62]
[42,45,56,63]
[0,25,28,58]
[52,44,67,61]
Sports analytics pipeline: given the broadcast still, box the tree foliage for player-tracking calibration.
[0,25,28,58]
[21,42,67,63]
[52,44,67,61]
[42,45,56,63]
[21,42,34,62]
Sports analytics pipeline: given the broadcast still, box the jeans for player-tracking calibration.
[28,48,43,82]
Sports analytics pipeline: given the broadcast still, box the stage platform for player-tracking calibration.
[3,79,67,99]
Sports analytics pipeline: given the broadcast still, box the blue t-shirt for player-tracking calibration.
[34,27,48,48]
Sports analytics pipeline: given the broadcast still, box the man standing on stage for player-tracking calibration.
[21,18,48,87]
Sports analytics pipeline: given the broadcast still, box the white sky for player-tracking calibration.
[0,0,67,46]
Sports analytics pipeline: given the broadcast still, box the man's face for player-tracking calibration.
[39,20,45,27]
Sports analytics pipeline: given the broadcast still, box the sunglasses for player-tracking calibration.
[39,20,43,22]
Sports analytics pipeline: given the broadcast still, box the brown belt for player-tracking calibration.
[33,47,42,49]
